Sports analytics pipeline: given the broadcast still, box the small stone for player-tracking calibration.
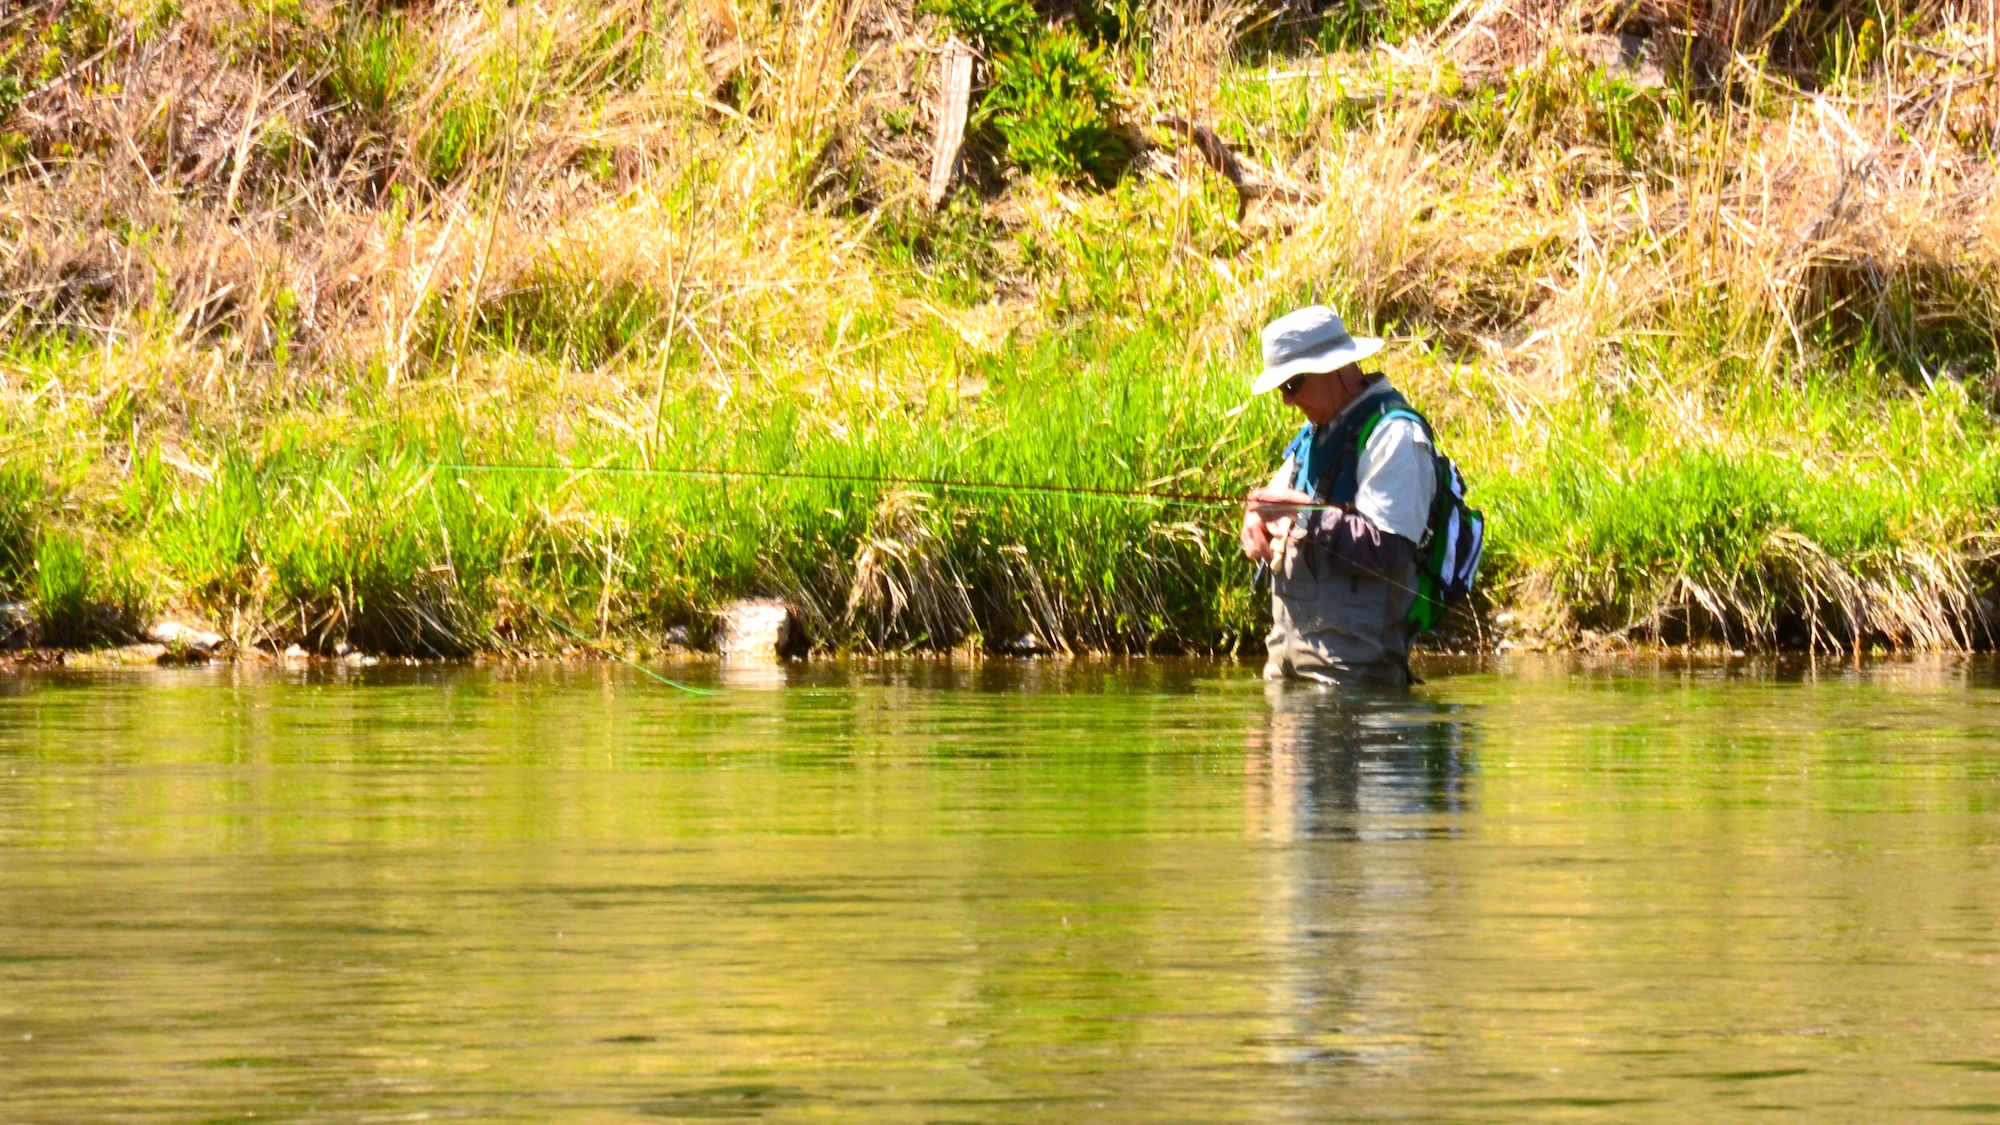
[1003,633,1049,656]
[148,620,225,653]
[0,602,38,651]
[282,643,309,660]
[716,598,805,662]
[334,642,353,657]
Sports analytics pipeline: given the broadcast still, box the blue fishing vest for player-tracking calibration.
[1284,385,1423,505]
[1281,382,1488,634]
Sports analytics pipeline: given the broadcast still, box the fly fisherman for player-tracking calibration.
[1242,305,1437,687]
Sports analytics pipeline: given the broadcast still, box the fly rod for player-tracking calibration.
[441,462,1417,597]
[434,461,1358,513]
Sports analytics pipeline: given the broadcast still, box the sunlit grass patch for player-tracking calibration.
[1477,356,1999,649]
[0,460,42,599]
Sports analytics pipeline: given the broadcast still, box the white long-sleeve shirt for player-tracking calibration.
[1278,379,1436,544]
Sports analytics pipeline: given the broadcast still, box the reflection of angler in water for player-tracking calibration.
[1245,684,1476,842]
[1239,305,1485,688]
[1243,685,1480,1078]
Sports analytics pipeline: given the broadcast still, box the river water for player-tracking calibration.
[3,657,1999,1122]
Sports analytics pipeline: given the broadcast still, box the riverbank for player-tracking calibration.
[3,1,1997,656]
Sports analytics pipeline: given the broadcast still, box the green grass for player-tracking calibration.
[109,320,1274,655]
[323,13,424,122]
[33,532,99,647]
[0,460,40,598]
[3,301,1993,656]
[1475,346,2000,648]
[1313,0,1461,52]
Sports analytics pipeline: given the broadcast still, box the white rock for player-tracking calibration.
[282,643,310,660]
[148,620,225,652]
[716,598,804,663]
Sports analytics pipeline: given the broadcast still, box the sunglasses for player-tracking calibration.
[1279,374,1309,396]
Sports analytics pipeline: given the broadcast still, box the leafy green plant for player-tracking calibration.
[923,0,1130,185]
[978,28,1126,184]
[0,51,22,124]
[921,0,1038,52]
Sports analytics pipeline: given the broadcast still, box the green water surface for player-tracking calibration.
[4,657,2000,1122]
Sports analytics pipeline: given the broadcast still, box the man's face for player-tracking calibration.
[1278,364,1360,426]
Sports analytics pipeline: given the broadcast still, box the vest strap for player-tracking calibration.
[1293,387,1424,506]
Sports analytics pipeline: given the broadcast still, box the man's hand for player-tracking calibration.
[1247,486,1315,520]
[1240,506,1271,561]
[1242,487,1314,561]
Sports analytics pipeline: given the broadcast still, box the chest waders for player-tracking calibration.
[1267,388,1485,685]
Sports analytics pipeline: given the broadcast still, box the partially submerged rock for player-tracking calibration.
[148,620,225,653]
[0,603,38,651]
[716,599,806,662]
[1002,632,1050,656]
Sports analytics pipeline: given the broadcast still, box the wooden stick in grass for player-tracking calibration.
[928,38,973,210]
[1152,115,1320,220]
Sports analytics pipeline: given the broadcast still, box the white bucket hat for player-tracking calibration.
[1252,305,1384,395]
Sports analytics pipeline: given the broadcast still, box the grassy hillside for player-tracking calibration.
[1,0,1997,656]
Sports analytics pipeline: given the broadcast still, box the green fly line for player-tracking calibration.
[447,463,1425,645]
[434,461,1355,512]
[517,594,717,696]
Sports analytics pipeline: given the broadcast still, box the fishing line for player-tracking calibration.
[517,593,717,696]
[435,461,1360,511]
[442,461,1426,601]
